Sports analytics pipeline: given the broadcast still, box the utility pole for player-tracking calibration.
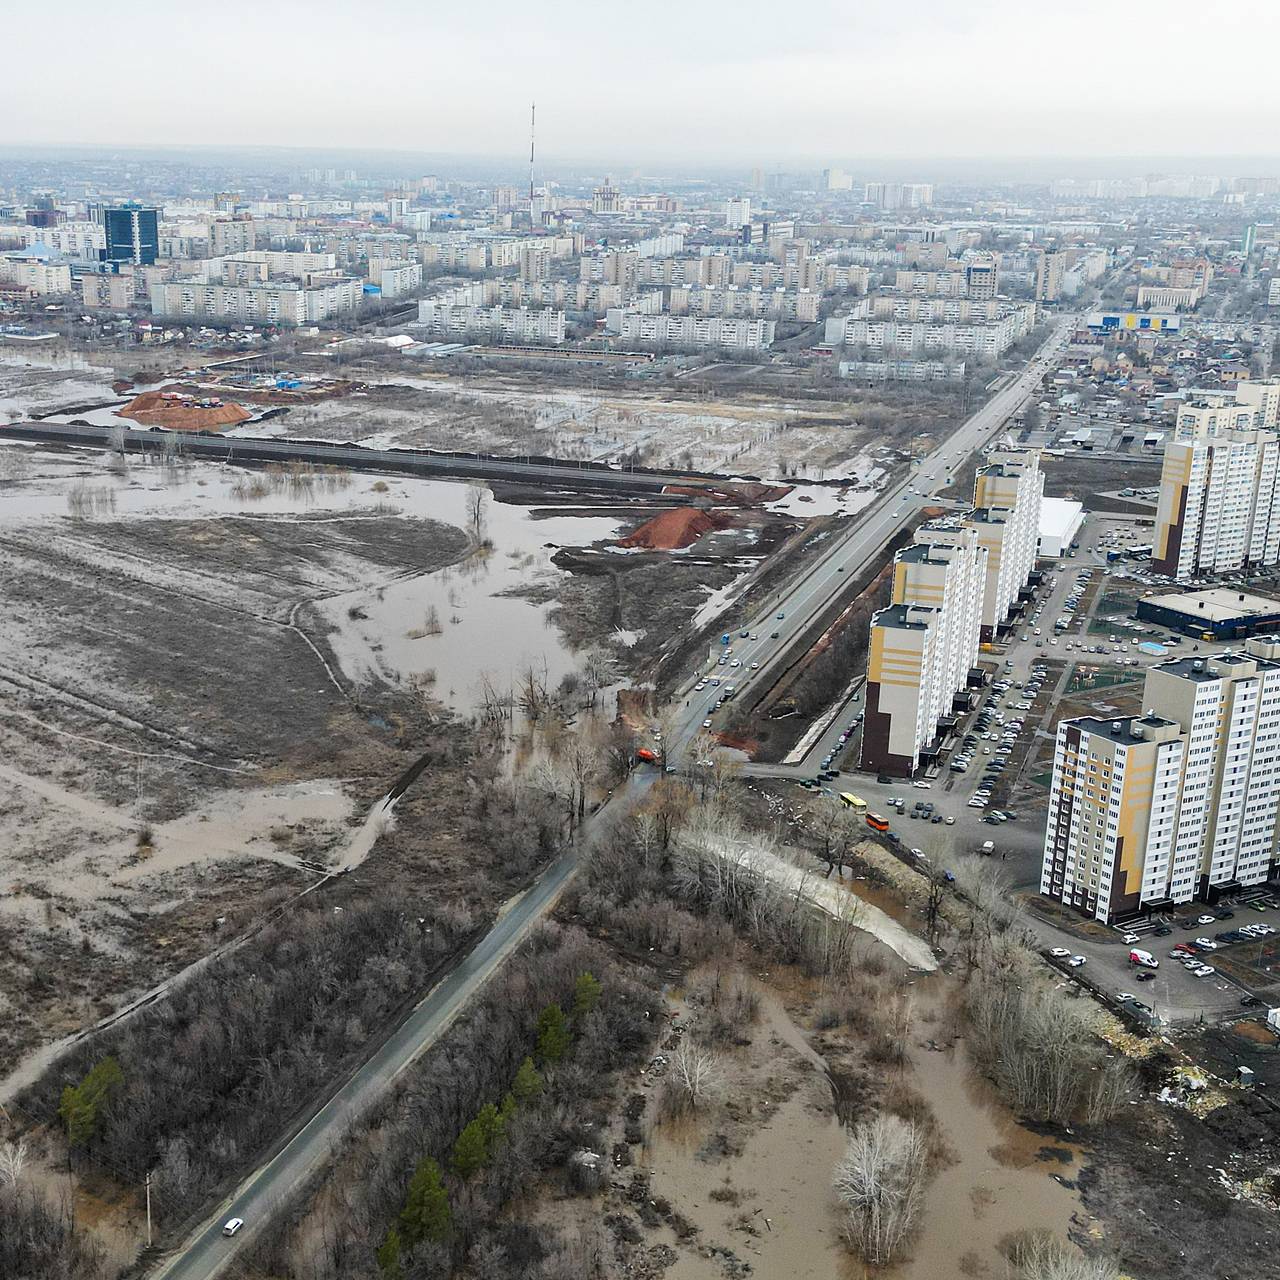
[145,1169,153,1247]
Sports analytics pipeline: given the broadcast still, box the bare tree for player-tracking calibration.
[812,804,861,879]
[833,1113,929,1265]
[666,1041,723,1114]
[1007,1231,1120,1280]
[0,1139,27,1186]
[465,481,488,542]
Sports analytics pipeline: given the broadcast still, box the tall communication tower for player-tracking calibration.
[528,102,537,216]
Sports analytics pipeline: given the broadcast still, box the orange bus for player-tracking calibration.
[865,812,889,833]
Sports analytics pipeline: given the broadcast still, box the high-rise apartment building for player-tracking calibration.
[1042,641,1280,922]
[964,447,1044,637]
[964,253,1000,300]
[1034,249,1066,302]
[1152,394,1280,579]
[95,204,159,265]
[725,198,752,229]
[862,523,986,777]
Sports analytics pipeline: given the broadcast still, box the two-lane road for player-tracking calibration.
[149,317,1074,1280]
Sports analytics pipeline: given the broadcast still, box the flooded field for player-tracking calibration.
[889,978,1083,1280]
[314,482,622,712]
[634,970,1086,1280]
[0,445,623,714]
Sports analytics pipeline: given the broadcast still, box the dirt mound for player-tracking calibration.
[617,507,734,551]
[663,481,793,506]
[118,388,252,433]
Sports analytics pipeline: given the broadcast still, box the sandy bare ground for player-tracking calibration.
[263,375,922,480]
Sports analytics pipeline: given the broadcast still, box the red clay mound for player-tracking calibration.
[118,388,252,432]
[617,507,734,550]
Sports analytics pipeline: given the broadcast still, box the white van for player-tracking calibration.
[1128,948,1158,969]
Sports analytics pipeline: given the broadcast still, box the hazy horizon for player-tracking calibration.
[4,0,1279,166]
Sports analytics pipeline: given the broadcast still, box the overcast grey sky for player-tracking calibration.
[5,0,1278,163]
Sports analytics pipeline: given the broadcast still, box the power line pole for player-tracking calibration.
[145,1169,153,1247]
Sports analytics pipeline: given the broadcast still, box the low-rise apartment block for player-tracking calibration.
[0,256,73,295]
[149,276,361,325]
[415,300,566,344]
[368,258,423,298]
[824,298,1035,359]
[606,310,775,350]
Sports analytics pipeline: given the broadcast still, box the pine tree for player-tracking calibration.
[572,972,602,1022]
[452,1117,490,1178]
[400,1157,451,1245]
[476,1101,505,1152]
[512,1056,544,1105]
[59,1057,124,1148]
[375,1228,404,1277]
[535,1003,571,1065]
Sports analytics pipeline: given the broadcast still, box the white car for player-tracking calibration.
[1050,947,1072,958]
[1068,955,1087,968]
[912,780,930,789]
[223,1218,244,1237]
[1122,933,1140,944]
[702,719,713,728]
[944,815,955,824]
[1193,938,1218,950]
[1197,914,1216,925]
[1193,964,1216,977]
[1117,992,1137,1002]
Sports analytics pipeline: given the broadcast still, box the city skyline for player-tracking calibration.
[4,0,1279,161]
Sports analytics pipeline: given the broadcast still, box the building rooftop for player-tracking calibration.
[874,602,934,630]
[1142,587,1280,624]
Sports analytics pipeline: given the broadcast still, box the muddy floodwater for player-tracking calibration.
[888,977,1083,1280]
[0,447,622,713]
[315,482,622,712]
[642,975,1084,1280]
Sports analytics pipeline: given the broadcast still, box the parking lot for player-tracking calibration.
[1030,894,1280,1025]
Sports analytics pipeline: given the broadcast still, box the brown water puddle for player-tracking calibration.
[887,978,1084,1280]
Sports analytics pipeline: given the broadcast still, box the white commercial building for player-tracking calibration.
[1037,497,1085,557]
[149,276,361,325]
[1042,642,1280,922]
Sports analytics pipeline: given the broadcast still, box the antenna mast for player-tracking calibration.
[528,102,536,218]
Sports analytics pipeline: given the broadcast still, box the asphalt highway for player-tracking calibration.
[669,317,1077,758]
[146,316,1072,1279]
